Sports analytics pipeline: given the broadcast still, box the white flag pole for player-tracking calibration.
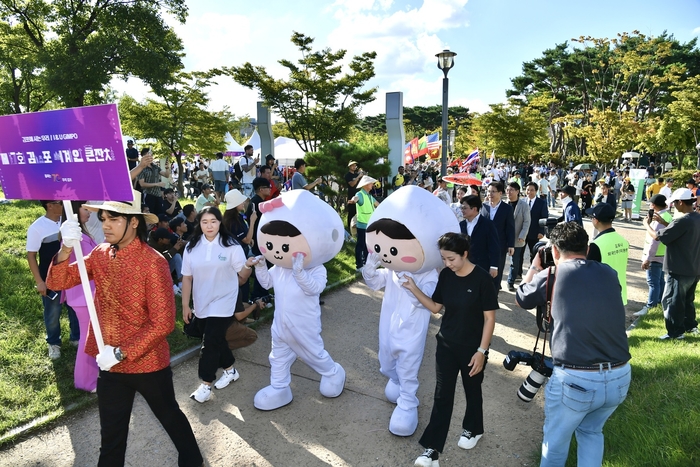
[62,201,105,352]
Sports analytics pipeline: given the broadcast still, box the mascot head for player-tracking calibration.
[366,185,459,274]
[257,190,343,269]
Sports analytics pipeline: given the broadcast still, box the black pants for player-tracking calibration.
[346,202,356,233]
[494,249,507,292]
[197,315,235,383]
[419,335,485,453]
[97,367,202,467]
[526,237,539,265]
[355,227,368,268]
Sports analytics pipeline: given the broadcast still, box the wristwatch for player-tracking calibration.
[477,347,489,355]
[113,347,125,362]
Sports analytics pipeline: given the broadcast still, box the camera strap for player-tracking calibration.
[532,266,556,361]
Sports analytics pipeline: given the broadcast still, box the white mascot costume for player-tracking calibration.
[362,185,459,436]
[252,190,346,410]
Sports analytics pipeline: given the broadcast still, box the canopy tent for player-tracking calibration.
[224,132,245,156]
[243,130,261,157]
[274,136,307,167]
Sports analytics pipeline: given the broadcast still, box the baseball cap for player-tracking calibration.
[157,213,170,223]
[585,203,616,222]
[667,188,696,203]
[649,194,667,207]
[559,185,576,198]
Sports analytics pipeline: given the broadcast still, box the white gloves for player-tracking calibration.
[396,271,414,285]
[253,255,267,270]
[60,216,82,248]
[292,253,305,274]
[96,345,120,371]
[363,253,382,279]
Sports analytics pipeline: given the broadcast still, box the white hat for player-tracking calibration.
[668,188,696,203]
[84,190,158,224]
[224,189,247,210]
[357,175,377,188]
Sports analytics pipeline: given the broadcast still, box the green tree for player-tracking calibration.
[665,75,700,169]
[304,142,390,211]
[118,71,232,194]
[225,31,377,152]
[0,0,186,110]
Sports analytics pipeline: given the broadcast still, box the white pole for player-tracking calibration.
[62,201,105,352]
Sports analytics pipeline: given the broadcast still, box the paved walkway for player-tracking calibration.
[0,211,650,467]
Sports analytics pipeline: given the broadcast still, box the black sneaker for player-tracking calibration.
[414,448,439,467]
[507,283,516,292]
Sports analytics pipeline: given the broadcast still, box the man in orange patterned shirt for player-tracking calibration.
[47,192,203,467]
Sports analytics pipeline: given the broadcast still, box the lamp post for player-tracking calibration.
[436,49,456,177]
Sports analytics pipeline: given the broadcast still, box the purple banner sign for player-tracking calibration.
[0,104,133,201]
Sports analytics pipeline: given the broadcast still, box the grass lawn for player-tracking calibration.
[0,197,358,445]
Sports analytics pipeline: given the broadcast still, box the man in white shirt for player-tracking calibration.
[208,152,230,204]
[659,178,674,199]
[239,145,259,198]
[548,170,559,208]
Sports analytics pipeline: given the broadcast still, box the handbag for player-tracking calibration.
[182,315,203,339]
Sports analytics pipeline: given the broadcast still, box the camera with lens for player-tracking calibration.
[538,216,560,236]
[533,241,555,268]
[503,350,553,402]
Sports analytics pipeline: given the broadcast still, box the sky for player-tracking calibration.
[111,0,700,123]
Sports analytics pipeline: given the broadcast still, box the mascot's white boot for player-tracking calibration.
[254,385,293,411]
[389,405,419,437]
[319,363,346,398]
[384,379,400,403]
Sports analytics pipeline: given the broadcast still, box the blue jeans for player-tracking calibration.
[43,293,80,345]
[241,183,254,199]
[508,246,524,284]
[662,273,700,337]
[168,253,183,282]
[547,191,557,208]
[645,261,664,308]
[541,364,631,467]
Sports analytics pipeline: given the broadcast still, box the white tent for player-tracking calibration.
[243,130,261,157]
[273,136,307,167]
[224,132,245,155]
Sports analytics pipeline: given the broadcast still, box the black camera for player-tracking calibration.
[538,216,559,236]
[503,350,553,402]
[533,241,555,268]
[647,208,654,221]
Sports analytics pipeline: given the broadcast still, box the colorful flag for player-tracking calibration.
[417,135,428,156]
[426,133,441,159]
[463,149,479,166]
[404,141,413,164]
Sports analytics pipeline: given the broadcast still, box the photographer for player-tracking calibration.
[516,222,631,467]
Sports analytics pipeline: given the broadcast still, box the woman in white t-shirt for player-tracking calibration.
[181,206,255,403]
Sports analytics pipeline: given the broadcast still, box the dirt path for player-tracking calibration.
[0,215,650,467]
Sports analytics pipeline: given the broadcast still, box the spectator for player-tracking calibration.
[61,201,99,392]
[195,184,218,212]
[547,170,559,208]
[26,200,80,359]
[345,161,363,233]
[459,195,500,280]
[291,158,322,191]
[505,182,531,291]
[646,177,664,200]
[245,177,272,300]
[148,227,185,294]
[406,233,497,467]
[659,178,673,199]
[580,173,595,214]
[195,161,209,193]
[586,203,630,305]
[634,194,673,316]
[169,216,189,242]
[182,206,254,403]
[643,188,700,339]
[620,178,635,222]
[348,175,379,271]
[481,182,515,295]
[224,189,257,302]
[433,176,451,205]
[48,192,203,466]
[524,182,549,263]
[595,182,617,212]
[125,140,138,170]
[449,186,469,222]
[259,165,280,199]
[136,148,169,215]
[537,172,550,201]
[558,186,583,226]
[516,222,631,467]
[225,295,263,347]
[685,179,699,197]
[392,166,406,192]
[161,188,182,219]
[180,204,197,241]
[208,152,230,204]
[265,154,282,184]
[239,145,259,198]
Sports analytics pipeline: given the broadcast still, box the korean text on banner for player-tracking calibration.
[0,103,133,201]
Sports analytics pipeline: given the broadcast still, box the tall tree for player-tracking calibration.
[118,71,232,194]
[0,0,186,110]
[225,31,377,152]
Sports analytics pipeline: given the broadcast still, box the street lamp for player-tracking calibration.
[436,49,456,177]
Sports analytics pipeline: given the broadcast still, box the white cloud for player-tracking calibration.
[693,26,700,36]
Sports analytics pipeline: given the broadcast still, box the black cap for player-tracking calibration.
[649,194,667,207]
[560,185,576,198]
[157,213,170,222]
[585,203,616,222]
[152,227,176,243]
[201,183,212,191]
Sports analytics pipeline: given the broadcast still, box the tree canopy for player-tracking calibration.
[225,31,377,152]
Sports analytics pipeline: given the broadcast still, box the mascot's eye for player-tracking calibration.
[282,244,290,252]
[390,247,398,256]
[266,242,273,250]
[374,244,381,253]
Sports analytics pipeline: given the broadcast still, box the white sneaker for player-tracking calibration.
[173,284,182,296]
[190,383,212,402]
[414,448,439,467]
[48,344,61,360]
[69,340,80,348]
[214,367,240,390]
[633,306,648,317]
[457,430,483,450]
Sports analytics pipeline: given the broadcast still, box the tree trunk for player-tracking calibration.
[176,152,185,196]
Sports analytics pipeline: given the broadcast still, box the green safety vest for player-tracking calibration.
[655,211,673,257]
[592,231,629,305]
[357,189,375,228]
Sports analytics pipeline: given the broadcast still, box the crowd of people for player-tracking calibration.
[24,142,700,466]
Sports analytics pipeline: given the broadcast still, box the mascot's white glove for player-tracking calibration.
[253,255,267,270]
[363,252,382,279]
[96,345,120,371]
[396,271,414,285]
[292,253,305,274]
[60,216,82,249]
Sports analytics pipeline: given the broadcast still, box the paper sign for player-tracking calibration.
[0,104,133,201]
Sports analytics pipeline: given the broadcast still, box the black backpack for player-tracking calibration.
[233,160,243,182]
